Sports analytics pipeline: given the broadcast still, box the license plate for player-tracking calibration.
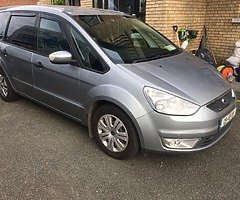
[220,108,237,128]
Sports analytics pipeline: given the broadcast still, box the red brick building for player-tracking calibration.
[0,0,52,6]
[0,0,38,6]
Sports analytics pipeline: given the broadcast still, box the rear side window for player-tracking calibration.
[37,18,70,56]
[0,12,10,41]
[6,15,36,51]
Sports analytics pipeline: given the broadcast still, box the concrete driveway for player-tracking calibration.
[0,98,239,200]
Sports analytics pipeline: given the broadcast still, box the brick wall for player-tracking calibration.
[146,0,207,52]
[37,0,51,5]
[80,0,92,7]
[146,0,240,63]
[0,0,38,6]
[205,0,240,63]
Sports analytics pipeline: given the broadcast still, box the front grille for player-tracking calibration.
[206,90,234,112]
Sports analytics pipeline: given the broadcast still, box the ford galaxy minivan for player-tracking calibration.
[0,5,237,159]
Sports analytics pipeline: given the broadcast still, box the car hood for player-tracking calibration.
[117,52,231,106]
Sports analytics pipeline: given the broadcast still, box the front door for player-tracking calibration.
[32,15,81,119]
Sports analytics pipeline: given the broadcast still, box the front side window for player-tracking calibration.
[37,18,70,56]
[70,27,106,72]
[0,12,10,41]
[6,15,36,51]
[74,15,180,64]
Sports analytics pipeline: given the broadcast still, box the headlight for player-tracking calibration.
[143,87,199,115]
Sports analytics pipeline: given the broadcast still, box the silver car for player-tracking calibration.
[0,5,237,159]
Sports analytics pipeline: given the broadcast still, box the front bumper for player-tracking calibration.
[137,100,237,152]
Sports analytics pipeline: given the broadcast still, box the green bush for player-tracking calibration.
[53,0,65,5]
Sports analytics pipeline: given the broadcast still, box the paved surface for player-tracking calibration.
[0,98,240,200]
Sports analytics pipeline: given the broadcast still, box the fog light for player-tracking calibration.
[162,138,199,149]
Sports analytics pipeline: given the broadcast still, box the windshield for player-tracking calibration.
[73,15,181,64]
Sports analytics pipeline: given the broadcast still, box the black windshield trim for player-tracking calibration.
[132,50,181,63]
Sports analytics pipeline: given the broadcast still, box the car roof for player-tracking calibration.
[1,5,126,16]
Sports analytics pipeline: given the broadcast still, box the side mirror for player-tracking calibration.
[49,51,73,64]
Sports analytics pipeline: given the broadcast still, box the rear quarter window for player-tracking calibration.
[0,12,10,41]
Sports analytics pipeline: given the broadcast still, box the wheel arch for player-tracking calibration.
[87,98,145,148]
[0,58,7,74]
[0,58,16,92]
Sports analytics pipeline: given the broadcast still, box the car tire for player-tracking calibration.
[0,69,19,102]
[92,105,140,159]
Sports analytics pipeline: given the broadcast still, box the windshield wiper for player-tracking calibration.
[132,53,173,63]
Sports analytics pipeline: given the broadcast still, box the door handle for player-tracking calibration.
[34,61,44,69]
[1,49,7,56]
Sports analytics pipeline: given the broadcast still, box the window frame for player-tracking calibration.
[36,13,74,59]
[68,0,81,6]
[92,0,146,22]
[4,12,38,52]
[0,11,11,42]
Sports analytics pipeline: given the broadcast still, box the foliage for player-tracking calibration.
[53,0,65,5]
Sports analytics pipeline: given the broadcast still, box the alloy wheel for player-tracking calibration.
[0,74,8,97]
[97,114,129,153]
